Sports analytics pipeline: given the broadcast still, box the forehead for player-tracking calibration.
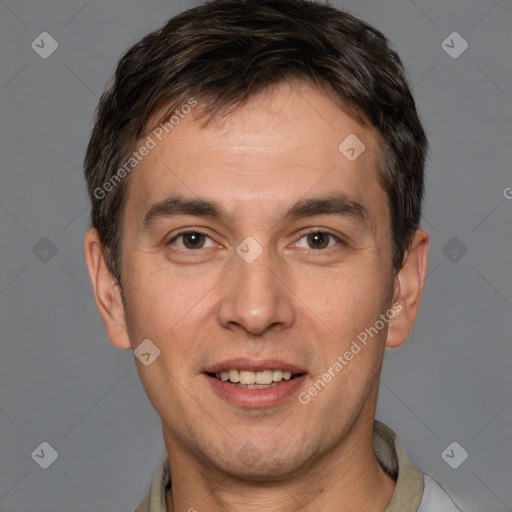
[124,81,387,230]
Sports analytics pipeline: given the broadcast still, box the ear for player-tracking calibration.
[386,228,429,349]
[84,228,131,350]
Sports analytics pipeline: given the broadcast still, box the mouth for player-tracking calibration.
[206,368,306,389]
[202,360,308,408]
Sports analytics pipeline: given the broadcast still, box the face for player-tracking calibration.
[86,81,426,482]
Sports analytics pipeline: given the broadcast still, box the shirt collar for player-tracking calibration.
[135,420,424,512]
[374,420,424,511]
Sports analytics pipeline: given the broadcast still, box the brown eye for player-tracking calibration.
[293,231,341,251]
[170,231,214,250]
[182,232,206,249]
[306,232,330,249]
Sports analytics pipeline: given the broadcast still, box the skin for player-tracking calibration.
[85,80,429,512]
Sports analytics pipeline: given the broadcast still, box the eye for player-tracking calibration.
[294,231,341,250]
[168,231,216,250]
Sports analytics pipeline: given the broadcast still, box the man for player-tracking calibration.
[83,1,461,510]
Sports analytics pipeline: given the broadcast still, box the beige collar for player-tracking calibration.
[135,420,424,512]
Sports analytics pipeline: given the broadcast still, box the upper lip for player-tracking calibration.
[203,358,307,374]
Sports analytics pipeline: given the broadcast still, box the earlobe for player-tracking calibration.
[84,228,132,350]
[385,229,429,349]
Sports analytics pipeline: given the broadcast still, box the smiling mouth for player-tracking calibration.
[207,369,305,389]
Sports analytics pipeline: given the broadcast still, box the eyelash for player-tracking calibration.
[166,229,345,252]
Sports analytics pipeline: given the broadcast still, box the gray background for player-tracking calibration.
[0,0,511,510]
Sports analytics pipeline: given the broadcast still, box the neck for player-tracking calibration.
[164,413,396,512]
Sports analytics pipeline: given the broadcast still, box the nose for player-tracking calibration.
[216,246,296,336]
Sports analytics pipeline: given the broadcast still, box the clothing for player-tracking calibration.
[134,420,461,512]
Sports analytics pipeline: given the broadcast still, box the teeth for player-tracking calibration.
[214,369,297,385]
[256,370,273,385]
[228,369,240,383]
[239,370,256,385]
[272,369,283,381]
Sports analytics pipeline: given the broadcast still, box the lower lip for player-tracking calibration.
[204,374,307,408]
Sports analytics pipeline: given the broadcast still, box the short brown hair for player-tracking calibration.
[84,0,427,282]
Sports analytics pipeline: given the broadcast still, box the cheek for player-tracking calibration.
[121,257,220,370]
[301,263,389,339]
[123,256,205,329]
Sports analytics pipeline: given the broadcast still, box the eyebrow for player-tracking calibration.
[142,192,369,230]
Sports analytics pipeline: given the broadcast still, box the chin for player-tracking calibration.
[204,440,320,482]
